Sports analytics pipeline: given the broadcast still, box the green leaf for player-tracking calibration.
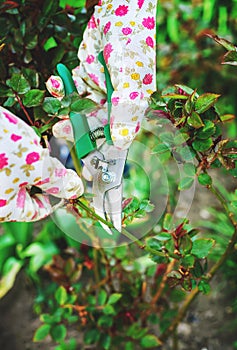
[192,138,213,152]
[176,145,196,161]
[50,324,67,342]
[125,342,135,350]
[220,114,235,122]
[84,329,100,345]
[55,286,68,306]
[197,120,215,139]
[98,289,107,306]
[179,235,193,254]
[163,213,173,230]
[0,258,23,299]
[175,84,196,95]
[100,333,111,350]
[187,112,204,128]
[178,177,194,190]
[22,89,45,107]
[43,97,61,114]
[71,98,96,113]
[222,50,237,65]
[97,315,113,328]
[140,334,162,348]
[155,232,171,241]
[107,293,122,305]
[191,238,214,258]
[33,324,51,342]
[198,173,212,186]
[181,254,195,268]
[6,73,30,94]
[183,163,196,176]
[195,93,220,113]
[152,143,170,154]
[103,304,116,315]
[198,280,211,294]
[44,37,58,51]
[207,34,237,51]
[146,238,163,251]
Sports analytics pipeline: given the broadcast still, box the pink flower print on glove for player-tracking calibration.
[0,107,84,222]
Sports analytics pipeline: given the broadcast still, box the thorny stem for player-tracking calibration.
[159,183,237,343]
[15,92,34,126]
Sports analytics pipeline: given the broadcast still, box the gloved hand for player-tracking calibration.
[0,107,84,222]
[47,0,157,150]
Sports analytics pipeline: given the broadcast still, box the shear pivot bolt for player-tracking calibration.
[102,171,114,183]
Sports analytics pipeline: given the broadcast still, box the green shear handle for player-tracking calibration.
[57,51,113,159]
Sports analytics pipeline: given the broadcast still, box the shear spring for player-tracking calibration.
[89,127,105,142]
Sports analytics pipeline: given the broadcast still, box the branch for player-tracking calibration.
[160,183,237,342]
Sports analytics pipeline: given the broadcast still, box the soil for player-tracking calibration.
[0,175,236,350]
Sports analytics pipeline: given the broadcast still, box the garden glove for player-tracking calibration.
[0,107,84,222]
[47,0,157,150]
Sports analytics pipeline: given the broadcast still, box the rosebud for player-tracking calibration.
[46,75,65,99]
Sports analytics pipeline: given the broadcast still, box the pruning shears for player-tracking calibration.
[57,52,127,234]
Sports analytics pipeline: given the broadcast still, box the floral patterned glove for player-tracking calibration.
[0,107,84,222]
[47,0,157,150]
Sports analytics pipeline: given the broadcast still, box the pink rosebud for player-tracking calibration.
[146,36,154,48]
[115,5,129,16]
[122,27,132,35]
[25,152,40,165]
[0,153,8,169]
[142,17,155,30]
[143,73,153,85]
[46,76,65,99]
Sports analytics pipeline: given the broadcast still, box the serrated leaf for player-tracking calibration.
[187,112,204,128]
[191,238,214,258]
[198,173,212,186]
[178,177,194,190]
[155,232,171,241]
[162,93,188,100]
[23,89,45,107]
[33,324,51,342]
[107,293,122,305]
[55,286,68,306]
[179,235,193,254]
[140,334,162,348]
[6,73,30,94]
[195,93,220,114]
